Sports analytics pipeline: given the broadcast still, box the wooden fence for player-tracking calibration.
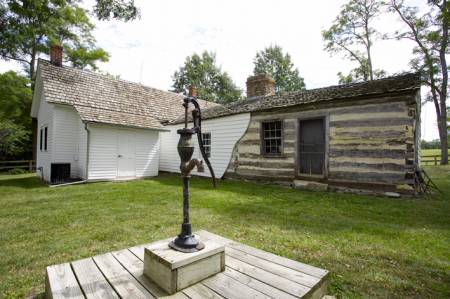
[0,160,36,172]
[421,155,441,166]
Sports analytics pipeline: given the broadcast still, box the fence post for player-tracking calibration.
[434,156,437,166]
[29,160,32,171]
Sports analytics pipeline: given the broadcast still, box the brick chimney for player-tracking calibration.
[50,45,63,66]
[188,86,197,97]
[246,74,276,98]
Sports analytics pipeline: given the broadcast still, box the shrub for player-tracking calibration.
[8,168,28,175]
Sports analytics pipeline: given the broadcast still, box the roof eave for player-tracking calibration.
[83,121,170,132]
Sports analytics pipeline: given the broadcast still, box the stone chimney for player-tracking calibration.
[50,45,63,66]
[246,74,276,98]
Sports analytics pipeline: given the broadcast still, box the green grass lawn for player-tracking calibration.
[421,148,447,157]
[0,168,449,299]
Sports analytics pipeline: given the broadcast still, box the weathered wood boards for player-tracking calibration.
[45,230,329,298]
[143,238,225,294]
[225,96,419,190]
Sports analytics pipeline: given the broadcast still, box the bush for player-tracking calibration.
[8,168,28,175]
[421,139,443,149]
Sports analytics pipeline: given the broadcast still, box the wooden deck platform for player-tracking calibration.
[46,230,329,299]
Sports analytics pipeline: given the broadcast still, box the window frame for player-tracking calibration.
[260,120,284,157]
[40,128,43,151]
[44,126,48,151]
[202,132,211,158]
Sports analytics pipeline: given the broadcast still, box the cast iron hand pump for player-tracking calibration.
[169,90,216,253]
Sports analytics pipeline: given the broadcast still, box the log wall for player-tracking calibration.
[224,92,420,189]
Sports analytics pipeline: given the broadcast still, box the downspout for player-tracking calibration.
[84,122,90,181]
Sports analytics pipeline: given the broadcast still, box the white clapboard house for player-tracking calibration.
[32,48,421,194]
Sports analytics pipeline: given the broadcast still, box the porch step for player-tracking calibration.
[293,180,328,192]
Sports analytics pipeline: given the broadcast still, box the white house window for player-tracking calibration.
[44,127,48,151]
[262,120,283,156]
[40,128,43,151]
[202,132,211,158]
[40,126,48,151]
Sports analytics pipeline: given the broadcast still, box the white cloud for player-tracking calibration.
[0,0,442,140]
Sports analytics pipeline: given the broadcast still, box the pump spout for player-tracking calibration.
[180,159,204,175]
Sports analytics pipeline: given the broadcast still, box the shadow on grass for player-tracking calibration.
[0,175,46,189]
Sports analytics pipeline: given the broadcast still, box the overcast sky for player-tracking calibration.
[0,0,441,140]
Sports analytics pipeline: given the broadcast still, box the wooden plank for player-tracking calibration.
[202,272,271,299]
[144,249,177,294]
[0,160,35,164]
[197,230,328,279]
[129,236,174,261]
[45,263,85,299]
[332,102,406,115]
[145,238,224,269]
[129,245,146,261]
[330,156,405,165]
[225,255,310,298]
[182,283,224,299]
[223,267,297,299]
[226,247,320,288]
[330,130,407,139]
[177,252,224,291]
[329,161,408,172]
[329,149,406,159]
[71,258,119,299]
[330,111,408,122]
[92,253,154,299]
[330,118,413,128]
[112,249,168,298]
[328,171,408,184]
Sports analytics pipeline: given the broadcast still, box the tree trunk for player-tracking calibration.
[439,102,448,164]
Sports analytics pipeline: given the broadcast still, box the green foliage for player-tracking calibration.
[93,0,140,21]
[389,0,449,164]
[172,51,242,104]
[253,45,305,93]
[0,120,30,160]
[421,139,443,149]
[0,71,32,159]
[0,0,110,79]
[8,168,28,175]
[323,0,386,83]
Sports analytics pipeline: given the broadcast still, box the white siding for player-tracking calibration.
[135,130,160,177]
[88,124,160,180]
[36,96,53,182]
[52,105,85,178]
[159,113,251,178]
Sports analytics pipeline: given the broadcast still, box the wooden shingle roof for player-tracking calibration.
[175,72,421,123]
[38,60,220,129]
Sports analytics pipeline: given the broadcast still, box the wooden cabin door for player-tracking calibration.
[298,118,325,176]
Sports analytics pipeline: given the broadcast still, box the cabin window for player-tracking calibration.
[202,132,211,158]
[261,120,283,156]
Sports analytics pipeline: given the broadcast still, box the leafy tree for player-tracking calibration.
[389,0,449,164]
[94,0,139,21]
[253,45,305,93]
[421,139,443,149]
[172,51,242,104]
[323,0,386,83]
[0,0,110,80]
[0,71,32,159]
